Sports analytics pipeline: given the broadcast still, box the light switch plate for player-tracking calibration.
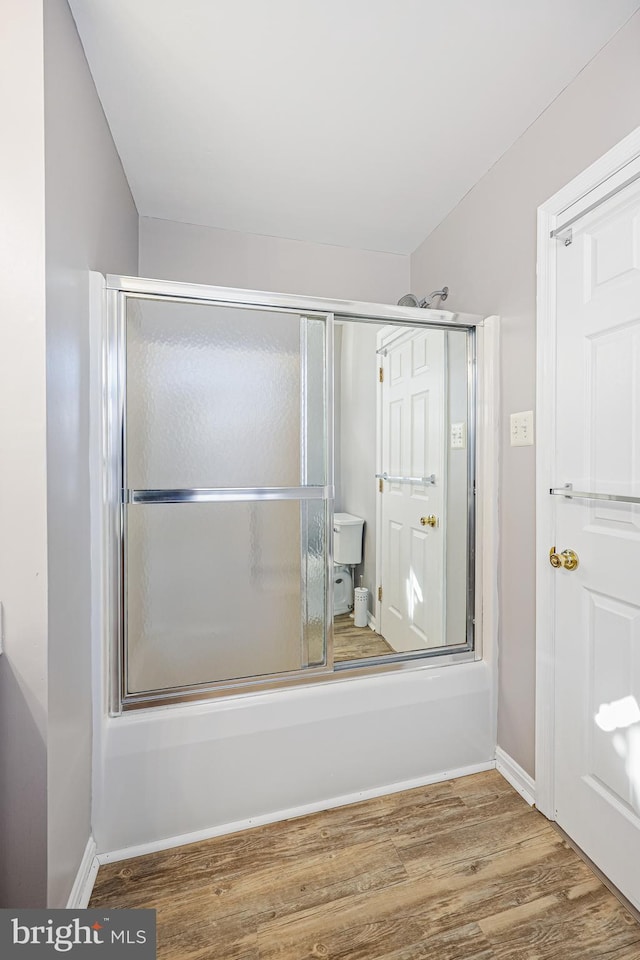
[451,422,466,449]
[510,410,534,446]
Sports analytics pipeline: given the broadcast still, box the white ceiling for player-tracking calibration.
[68,0,639,255]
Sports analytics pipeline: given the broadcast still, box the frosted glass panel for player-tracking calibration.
[302,500,327,666]
[303,317,328,486]
[126,500,327,692]
[126,299,309,489]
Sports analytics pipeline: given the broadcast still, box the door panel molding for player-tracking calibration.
[536,124,640,822]
[378,328,445,651]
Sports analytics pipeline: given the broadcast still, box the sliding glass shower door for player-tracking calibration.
[121,296,331,699]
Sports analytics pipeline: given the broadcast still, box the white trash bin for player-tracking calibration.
[353,586,369,627]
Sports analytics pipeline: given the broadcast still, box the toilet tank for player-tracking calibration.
[333,512,364,565]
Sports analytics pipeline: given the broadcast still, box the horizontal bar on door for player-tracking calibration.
[550,166,640,239]
[376,473,436,486]
[550,486,640,505]
[127,486,334,504]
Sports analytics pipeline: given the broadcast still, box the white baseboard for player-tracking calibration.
[98,760,496,864]
[66,836,99,908]
[496,746,536,806]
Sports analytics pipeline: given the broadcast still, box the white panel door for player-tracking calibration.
[554,176,640,908]
[379,329,445,652]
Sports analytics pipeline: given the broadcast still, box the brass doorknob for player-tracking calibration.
[549,546,579,570]
[420,515,438,527]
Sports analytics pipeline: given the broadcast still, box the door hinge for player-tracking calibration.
[378,477,383,493]
[378,585,383,602]
[379,366,384,383]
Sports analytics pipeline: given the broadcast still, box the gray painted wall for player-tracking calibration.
[0,0,48,908]
[44,0,138,907]
[139,217,409,303]
[411,11,640,778]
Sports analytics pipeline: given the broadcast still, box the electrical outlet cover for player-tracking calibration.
[510,410,534,446]
[451,422,466,449]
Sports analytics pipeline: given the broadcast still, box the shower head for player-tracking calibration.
[397,293,420,307]
[397,287,449,309]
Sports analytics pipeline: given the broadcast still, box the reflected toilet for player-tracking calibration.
[333,512,364,616]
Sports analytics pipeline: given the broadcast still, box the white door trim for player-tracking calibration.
[536,125,640,819]
[475,317,500,695]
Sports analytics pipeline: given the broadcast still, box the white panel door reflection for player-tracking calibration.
[379,328,445,651]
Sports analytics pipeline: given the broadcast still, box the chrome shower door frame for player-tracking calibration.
[104,276,482,714]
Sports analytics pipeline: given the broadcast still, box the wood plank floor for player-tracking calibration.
[90,771,640,959]
[333,614,394,662]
